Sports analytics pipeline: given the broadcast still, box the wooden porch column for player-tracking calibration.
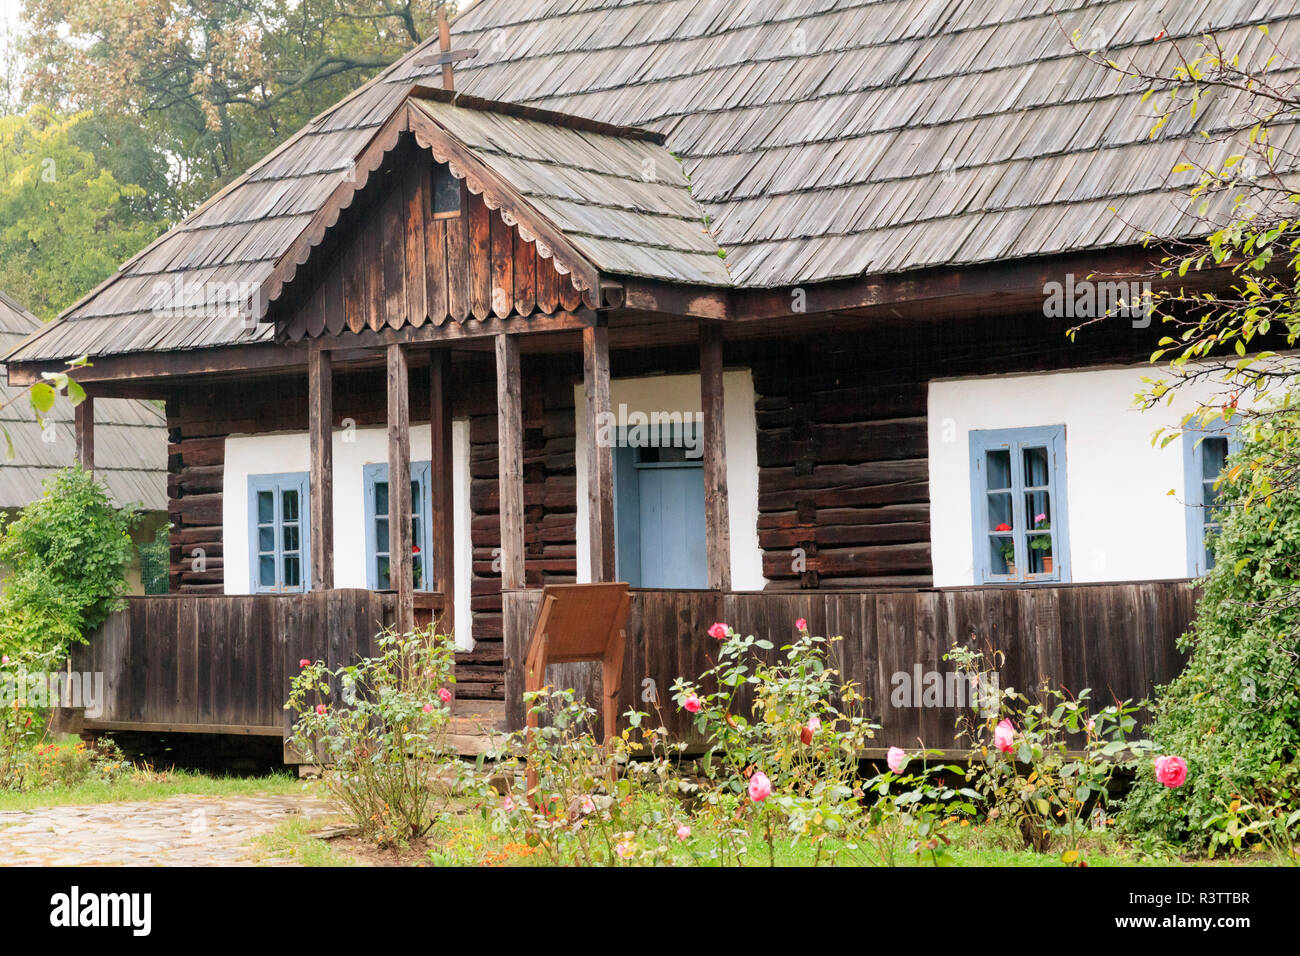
[430,349,455,631]
[74,396,94,473]
[308,347,334,591]
[387,343,414,632]
[583,321,616,582]
[700,322,731,590]
[495,334,525,591]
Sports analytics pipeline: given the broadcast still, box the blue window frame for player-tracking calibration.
[1183,426,1241,576]
[247,472,311,593]
[363,461,433,591]
[970,426,1070,584]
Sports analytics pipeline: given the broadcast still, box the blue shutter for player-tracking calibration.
[969,426,1070,584]
[364,461,433,590]
[247,472,311,593]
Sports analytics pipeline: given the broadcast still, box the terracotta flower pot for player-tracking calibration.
[1043,556,1054,574]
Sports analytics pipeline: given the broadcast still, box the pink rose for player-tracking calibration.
[299,659,310,668]
[795,618,807,632]
[1,655,8,665]
[676,824,691,840]
[423,703,433,713]
[438,687,452,703]
[615,841,634,859]
[886,746,907,774]
[683,694,702,714]
[800,715,821,745]
[580,796,595,815]
[1154,755,1188,788]
[315,703,327,715]
[994,718,1015,752]
[747,771,772,803]
[502,794,516,812]
[708,622,729,640]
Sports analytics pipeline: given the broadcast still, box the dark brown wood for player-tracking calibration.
[308,347,334,590]
[68,590,412,761]
[430,349,455,632]
[503,581,1199,746]
[495,333,525,591]
[387,343,414,632]
[74,396,94,473]
[583,321,616,582]
[700,322,731,590]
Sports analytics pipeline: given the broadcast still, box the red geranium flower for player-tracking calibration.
[995,522,1012,532]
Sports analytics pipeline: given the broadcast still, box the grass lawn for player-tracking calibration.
[255,801,1291,867]
[0,769,304,812]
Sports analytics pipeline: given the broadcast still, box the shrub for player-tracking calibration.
[1122,422,1300,855]
[0,466,134,657]
[950,644,1150,862]
[286,626,477,847]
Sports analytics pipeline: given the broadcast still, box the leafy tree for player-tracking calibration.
[22,0,455,211]
[0,106,166,318]
[0,467,135,658]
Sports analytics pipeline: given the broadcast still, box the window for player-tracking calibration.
[364,461,433,590]
[970,426,1070,583]
[248,473,311,593]
[1184,427,1240,575]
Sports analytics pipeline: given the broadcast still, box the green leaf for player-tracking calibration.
[29,382,56,413]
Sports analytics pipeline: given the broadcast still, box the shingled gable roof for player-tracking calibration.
[0,291,165,510]
[8,0,1300,366]
[262,89,729,322]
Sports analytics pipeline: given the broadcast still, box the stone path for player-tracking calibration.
[0,793,336,866]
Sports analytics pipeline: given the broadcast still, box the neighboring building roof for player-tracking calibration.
[7,0,1300,365]
[0,292,166,511]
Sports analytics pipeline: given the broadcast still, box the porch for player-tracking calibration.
[66,580,1195,761]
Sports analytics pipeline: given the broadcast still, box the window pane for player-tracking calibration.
[282,489,299,522]
[1201,437,1228,482]
[257,490,274,524]
[282,523,300,553]
[413,556,423,590]
[1023,446,1050,487]
[375,480,388,514]
[989,536,1015,575]
[258,526,275,552]
[410,480,421,515]
[376,516,389,554]
[377,555,390,590]
[283,554,300,588]
[259,555,276,588]
[985,449,1012,490]
[987,492,1013,531]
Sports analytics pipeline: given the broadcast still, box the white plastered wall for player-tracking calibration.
[573,370,766,590]
[928,364,1242,587]
[222,421,474,648]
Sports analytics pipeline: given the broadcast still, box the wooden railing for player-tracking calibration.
[503,582,1198,753]
[69,590,418,761]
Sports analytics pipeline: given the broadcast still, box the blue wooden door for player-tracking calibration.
[614,438,707,588]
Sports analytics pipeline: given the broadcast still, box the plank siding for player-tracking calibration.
[273,140,577,341]
[502,582,1198,748]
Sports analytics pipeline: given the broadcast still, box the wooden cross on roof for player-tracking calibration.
[411,5,477,91]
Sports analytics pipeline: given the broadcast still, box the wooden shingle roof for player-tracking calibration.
[7,0,1300,364]
[0,292,166,510]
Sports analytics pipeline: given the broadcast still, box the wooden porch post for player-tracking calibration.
[308,347,334,591]
[387,343,415,632]
[430,349,455,631]
[583,320,616,582]
[495,334,525,591]
[700,322,731,591]
[74,396,94,473]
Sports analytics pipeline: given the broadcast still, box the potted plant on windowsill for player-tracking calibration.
[995,523,1016,575]
[1030,513,1053,574]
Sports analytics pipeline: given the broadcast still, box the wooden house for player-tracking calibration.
[4,0,1292,755]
